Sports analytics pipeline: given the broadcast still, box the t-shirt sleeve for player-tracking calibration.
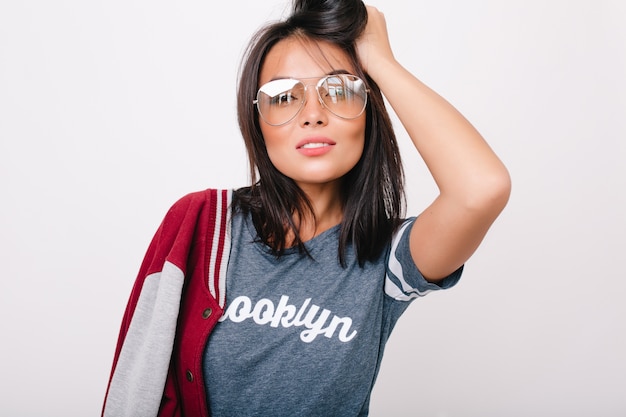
[384,217,463,301]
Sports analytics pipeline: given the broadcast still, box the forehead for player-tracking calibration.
[259,37,355,84]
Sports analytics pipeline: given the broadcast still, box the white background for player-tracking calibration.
[1,0,624,416]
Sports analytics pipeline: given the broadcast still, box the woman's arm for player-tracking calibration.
[357,6,511,281]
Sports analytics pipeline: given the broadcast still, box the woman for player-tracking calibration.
[103,1,511,416]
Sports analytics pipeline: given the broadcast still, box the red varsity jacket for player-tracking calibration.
[102,189,232,417]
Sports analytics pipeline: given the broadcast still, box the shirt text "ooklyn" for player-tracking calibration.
[219,295,357,343]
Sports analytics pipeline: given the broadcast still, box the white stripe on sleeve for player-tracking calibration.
[384,220,434,301]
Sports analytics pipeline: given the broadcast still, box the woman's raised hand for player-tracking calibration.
[356,5,397,78]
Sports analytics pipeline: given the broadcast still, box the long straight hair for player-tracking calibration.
[234,0,405,266]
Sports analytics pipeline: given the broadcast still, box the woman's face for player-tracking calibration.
[257,37,366,192]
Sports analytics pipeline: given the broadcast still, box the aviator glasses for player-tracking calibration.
[254,74,369,126]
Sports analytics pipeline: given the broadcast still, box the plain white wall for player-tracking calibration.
[1,0,624,416]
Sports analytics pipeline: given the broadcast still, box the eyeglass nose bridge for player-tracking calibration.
[297,76,370,117]
[300,82,329,114]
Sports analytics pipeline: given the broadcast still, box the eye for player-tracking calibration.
[271,91,298,106]
[259,79,303,106]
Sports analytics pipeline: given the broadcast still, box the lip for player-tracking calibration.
[296,137,336,156]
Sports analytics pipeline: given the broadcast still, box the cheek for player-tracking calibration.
[348,118,367,156]
[259,124,291,166]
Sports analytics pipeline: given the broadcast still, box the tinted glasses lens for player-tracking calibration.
[256,79,305,126]
[318,75,367,119]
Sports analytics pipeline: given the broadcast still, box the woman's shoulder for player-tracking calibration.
[165,188,234,217]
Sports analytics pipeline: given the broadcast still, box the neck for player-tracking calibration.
[292,182,344,241]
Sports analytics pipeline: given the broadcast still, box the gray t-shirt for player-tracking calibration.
[203,211,461,416]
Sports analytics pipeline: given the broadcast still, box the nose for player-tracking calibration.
[298,85,328,126]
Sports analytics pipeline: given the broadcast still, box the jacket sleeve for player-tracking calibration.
[101,191,214,417]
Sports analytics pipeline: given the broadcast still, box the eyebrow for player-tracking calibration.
[267,69,352,82]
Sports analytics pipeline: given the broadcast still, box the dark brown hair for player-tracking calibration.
[234,0,405,266]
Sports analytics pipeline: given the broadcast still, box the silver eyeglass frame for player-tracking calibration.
[252,74,369,126]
